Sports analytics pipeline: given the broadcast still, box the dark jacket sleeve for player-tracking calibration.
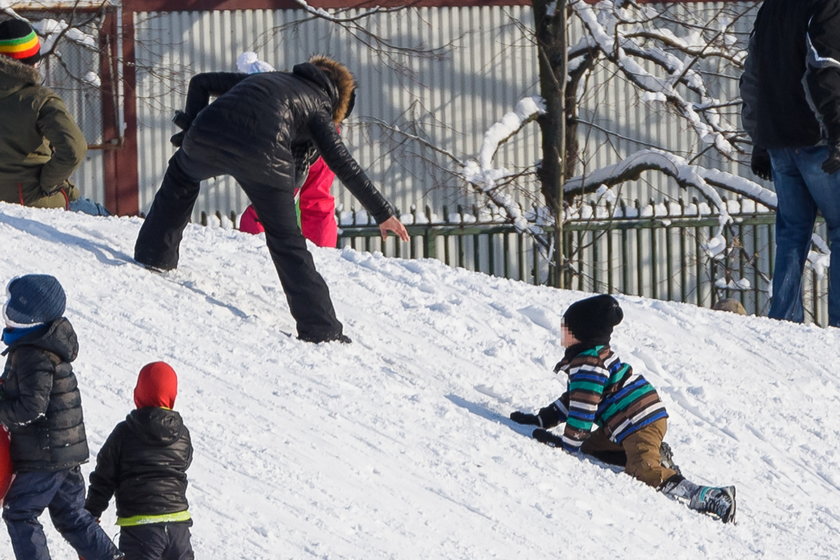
[739,32,761,144]
[85,424,122,518]
[805,0,840,143]
[307,111,395,223]
[36,95,87,191]
[183,72,249,123]
[184,425,193,470]
[0,351,54,428]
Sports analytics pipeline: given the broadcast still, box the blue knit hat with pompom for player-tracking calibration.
[3,274,66,328]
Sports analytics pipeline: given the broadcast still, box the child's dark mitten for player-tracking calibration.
[536,403,565,429]
[510,411,540,425]
[532,428,563,448]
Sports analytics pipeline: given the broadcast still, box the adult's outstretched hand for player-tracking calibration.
[379,216,410,242]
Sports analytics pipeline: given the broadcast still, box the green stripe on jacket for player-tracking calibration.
[601,384,656,421]
[568,380,606,394]
[117,510,191,527]
[567,416,593,430]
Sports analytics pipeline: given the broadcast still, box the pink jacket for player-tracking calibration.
[239,156,338,247]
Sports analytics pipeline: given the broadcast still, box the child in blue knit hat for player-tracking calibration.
[510,294,737,523]
[0,274,123,560]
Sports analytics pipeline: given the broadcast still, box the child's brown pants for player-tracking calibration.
[580,418,677,488]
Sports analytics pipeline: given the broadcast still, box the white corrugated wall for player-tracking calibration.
[126,2,759,222]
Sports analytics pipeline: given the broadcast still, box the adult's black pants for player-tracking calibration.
[134,148,343,341]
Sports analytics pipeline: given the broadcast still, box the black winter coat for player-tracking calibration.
[85,407,192,519]
[0,318,89,472]
[179,63,394,223]
[741,0,840,148]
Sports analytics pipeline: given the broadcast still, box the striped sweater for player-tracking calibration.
[547,345,668,453]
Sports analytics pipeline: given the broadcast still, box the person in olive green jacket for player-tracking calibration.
[0,19,101,213]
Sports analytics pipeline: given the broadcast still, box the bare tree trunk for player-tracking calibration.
[534,0,568,288]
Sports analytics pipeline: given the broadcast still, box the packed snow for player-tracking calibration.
[0,202,838,559]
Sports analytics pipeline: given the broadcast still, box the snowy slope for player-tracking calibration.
[0,202,838,559]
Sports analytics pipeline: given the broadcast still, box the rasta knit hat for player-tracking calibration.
[563,294,624,344]
[134,361,179,409]
[3,274,66,328]
[0,19,41,65]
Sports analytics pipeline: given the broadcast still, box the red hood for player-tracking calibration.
[134,361,178,409]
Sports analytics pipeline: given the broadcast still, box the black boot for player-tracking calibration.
[660,475,736,523]
[659,441,681,475]
[298,331,352,344]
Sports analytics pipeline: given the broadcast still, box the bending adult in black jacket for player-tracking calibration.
[134,56,409,343]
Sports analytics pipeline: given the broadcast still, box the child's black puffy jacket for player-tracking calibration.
[0,318,89,472]
[85,407,192,519]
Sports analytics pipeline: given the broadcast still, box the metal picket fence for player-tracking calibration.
[201,199,830,326]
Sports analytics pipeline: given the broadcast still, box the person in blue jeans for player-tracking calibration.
[740,0,840,327]
[0,274,123,560]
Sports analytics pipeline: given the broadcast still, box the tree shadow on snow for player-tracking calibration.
[0,212,132,267]
[0,211,251,320]
[165,276,250,320]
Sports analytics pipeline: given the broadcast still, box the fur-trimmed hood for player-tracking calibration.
[308,55,356,124]
[0,54,40,97]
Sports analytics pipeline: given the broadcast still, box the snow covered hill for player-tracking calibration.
[0,202,838,559]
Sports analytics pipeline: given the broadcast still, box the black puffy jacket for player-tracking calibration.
[178,62,395,223]
[0,318,89,472]
[86,407,192,519]
[741,0,840,148]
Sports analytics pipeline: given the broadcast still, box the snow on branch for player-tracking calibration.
[563,147,775,206]
[564,149,739,235]
[569,0,744,156]
[458,96,546,233]
[35,17,97,52]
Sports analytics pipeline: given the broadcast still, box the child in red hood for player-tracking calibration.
[85,362,194,559]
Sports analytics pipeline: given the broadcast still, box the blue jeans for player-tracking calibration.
[768,146,840,327]
[68,198,110,216]
[2,466,120,560]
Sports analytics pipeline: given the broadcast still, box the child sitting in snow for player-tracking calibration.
[85,362,194,559]
[510,294,736,523]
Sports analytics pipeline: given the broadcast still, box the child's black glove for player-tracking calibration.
[510,411,540,425]
[822,142,840,174]
[532,428,563,448]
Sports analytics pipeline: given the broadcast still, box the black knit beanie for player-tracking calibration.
[563,294,624,345]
